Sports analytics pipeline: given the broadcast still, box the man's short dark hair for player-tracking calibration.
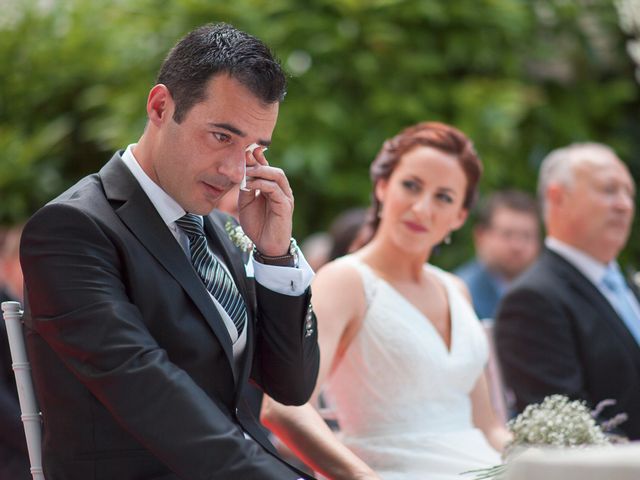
[157,23,287,123]
[475,190,539,229]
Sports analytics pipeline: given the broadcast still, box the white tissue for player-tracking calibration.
[245,143,262,153]
[241,143,267,191]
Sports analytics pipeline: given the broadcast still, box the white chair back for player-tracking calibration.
[1,301,45,480]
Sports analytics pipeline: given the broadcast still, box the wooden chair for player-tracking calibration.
[1,301,45,480]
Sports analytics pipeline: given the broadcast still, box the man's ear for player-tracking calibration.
[546,183,564,208]
[147,84,174,126]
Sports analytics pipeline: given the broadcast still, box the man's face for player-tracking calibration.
[143,74,279,215]
[475,207,540,280]
[556,155,635,262]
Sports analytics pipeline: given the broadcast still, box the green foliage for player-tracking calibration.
[1,0,638,267]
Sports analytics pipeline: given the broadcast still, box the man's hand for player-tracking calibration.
[238,146,293,256]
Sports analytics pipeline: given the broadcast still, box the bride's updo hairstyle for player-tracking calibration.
[361,121,482,245]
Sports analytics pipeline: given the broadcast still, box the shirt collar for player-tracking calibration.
[120,144,189,226]
[545,236,614,285]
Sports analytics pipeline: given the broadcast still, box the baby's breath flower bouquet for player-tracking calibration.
[464,395,627,480]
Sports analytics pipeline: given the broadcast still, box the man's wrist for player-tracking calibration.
[253,238,299,267]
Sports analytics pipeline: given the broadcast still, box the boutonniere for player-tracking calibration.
[225,218,254,252]
[633,271,640,290]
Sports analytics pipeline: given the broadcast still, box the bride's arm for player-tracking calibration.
[261,260,380,480]
[261,400,377,480]
[451,274,512,453]
[470,373,512,453]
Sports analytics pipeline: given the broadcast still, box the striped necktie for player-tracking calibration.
[176,213,247,337]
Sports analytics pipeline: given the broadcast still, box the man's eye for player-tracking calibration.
[213,132,231,143]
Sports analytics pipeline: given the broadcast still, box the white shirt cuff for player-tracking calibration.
[251,249,314,296]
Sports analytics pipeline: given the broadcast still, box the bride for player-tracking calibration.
[262,122,510,480]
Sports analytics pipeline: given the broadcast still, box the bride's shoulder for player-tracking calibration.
[313,255,368,323]
[315,255,363,285]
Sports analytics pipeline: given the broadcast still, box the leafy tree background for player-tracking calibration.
[1,0,638,270]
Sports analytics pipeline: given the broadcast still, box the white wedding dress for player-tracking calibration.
[322,256,501,480]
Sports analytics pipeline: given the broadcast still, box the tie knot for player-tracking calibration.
[602,265,627,293]
[176,213,205,238]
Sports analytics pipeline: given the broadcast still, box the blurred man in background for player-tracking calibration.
[496,143,640,439]
[455,190,540,319]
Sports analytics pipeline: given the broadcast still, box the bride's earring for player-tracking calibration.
[377,203,383,218]
[443,233,451,245]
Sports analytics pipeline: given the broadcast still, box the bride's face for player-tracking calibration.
[375,145,469,255]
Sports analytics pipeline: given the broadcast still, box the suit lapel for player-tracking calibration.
[545,249,640,357]
[98,154,235,370]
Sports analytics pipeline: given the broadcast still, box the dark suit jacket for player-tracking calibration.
[19,153,320,480]
[496,248,640,439]
[454,259,502,320]
[0,288,31,480]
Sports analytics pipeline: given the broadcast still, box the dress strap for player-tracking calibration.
[341,255,378,307]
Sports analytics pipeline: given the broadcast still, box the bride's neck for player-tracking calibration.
[357,236,430,283]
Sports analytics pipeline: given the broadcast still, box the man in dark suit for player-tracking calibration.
[19,23,320,479]
[455,190,540,320]
[496,142,640,439]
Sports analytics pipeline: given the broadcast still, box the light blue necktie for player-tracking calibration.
[601,264,640,346]
[176,214,247,337]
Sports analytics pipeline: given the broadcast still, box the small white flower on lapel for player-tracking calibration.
[224,218,254,252]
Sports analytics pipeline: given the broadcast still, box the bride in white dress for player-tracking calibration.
[262,122,510,480]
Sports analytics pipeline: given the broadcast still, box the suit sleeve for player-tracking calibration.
[495,286,589,413]
[251,284,319,405]
[20,203,301,480]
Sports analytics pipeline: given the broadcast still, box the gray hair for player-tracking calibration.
[537,142,618,218]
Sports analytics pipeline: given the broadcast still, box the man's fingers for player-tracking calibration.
[245,165,292,198]
[245,178,293,206]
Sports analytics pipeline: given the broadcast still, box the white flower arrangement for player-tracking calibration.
[506,395,609,450]
[464,395,627,479]
[224,218,253,252]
